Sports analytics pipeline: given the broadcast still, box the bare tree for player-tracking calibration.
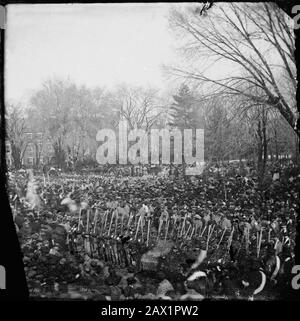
[30,79,74,168]
[6,104,29,169]
[168,2,298,136]
[30,79,99,168]
[115,85,165,131]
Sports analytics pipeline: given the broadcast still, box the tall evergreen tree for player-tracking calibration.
[169,84,198,129]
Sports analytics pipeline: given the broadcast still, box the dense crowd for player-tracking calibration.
[7,161,299,300]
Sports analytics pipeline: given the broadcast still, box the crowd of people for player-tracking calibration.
[7,160,299,300]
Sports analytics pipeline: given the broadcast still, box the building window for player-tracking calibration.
[27,144,35,156]
[27,157,34,165]
[6,143,11,154]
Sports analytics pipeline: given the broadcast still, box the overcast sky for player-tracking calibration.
[5,3,289,108]
[5,3,182,105]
